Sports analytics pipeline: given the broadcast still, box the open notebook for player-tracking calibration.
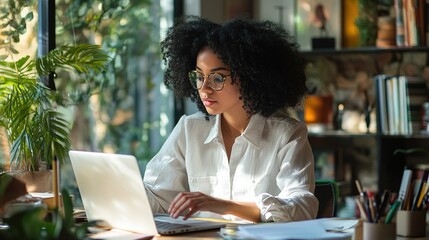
[69,150,226,237]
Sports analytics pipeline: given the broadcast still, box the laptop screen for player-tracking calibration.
[69,150,158,235]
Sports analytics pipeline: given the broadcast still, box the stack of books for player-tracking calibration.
[395,0,429,47]
[374,75,429,135]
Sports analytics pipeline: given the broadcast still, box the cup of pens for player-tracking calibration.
[395,169,428,237]
[363,221,396,240]
[355,180,398,240]
[360,197,398,240]
[396,210,426,237]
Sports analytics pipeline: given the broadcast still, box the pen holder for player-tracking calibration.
[363,222,396,240]
[396,210,426,237]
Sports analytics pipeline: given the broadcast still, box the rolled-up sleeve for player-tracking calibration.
[255,123,318,222]
[143,116,189,213]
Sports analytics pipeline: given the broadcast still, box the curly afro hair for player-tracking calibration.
[160,16,308,117]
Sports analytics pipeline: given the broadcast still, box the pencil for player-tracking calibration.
[355,179,364,194]
[416,183,428,210]
[355,197,368,221]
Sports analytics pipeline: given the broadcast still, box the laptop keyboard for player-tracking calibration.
[155,220,192,230]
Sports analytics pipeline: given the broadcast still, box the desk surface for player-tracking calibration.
[87,219,429,240]
[154,222,429,240]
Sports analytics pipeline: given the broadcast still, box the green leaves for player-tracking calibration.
[0,0,36,49]
[0,44,109,171]
[36,44,110,77]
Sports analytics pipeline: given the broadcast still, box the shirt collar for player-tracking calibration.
[204,115,222,144]
[204,114,265,149]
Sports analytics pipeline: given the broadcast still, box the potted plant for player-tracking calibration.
[0,44,109,189]
[0,1,109,190]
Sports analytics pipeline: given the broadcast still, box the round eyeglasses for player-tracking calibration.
[188,70,230,91]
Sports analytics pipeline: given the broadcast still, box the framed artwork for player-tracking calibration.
[255,0,296,36]
[296,0,341,50]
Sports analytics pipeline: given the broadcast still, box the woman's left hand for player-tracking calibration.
[168,191,228,220]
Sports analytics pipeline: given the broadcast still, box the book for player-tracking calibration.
[395,0,405,46]
[375,75,389,134]
[374,75,423,135]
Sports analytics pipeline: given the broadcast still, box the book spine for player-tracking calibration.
[426,0,429,46]
[395,0,406,46]
[386,78,396,134]
[376,75,389,134]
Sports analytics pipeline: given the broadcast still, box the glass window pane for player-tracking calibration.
[55,0,174,206]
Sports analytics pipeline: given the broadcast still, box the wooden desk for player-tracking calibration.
[155,222,429,240]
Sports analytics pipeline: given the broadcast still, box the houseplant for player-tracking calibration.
[0,44,109,173]
[0,1,109,190]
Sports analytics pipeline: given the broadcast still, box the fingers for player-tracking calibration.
[182,206,200,220]
[168,192,206,219]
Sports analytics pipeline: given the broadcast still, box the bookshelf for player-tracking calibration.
[305,46,429,195]
[299,0,429,194]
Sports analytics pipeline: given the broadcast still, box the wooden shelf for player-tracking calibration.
[378,133,429,139]
[309,131,376,138]
[302,46,429,56]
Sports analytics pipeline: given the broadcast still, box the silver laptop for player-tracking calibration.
[69,150,226,236]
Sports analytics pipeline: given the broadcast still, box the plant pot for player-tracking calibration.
[9,170,53,193]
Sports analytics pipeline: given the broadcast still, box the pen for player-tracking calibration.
[411,170,428,211]
[385,199,401,224]
[362,191,373,223]
[374,190,390,223]
[368,192,376,222]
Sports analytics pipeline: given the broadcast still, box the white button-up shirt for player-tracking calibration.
[144,112,318,222]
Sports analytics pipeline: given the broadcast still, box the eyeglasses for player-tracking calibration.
[188,70,230,91]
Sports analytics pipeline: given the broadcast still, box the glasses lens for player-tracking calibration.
[208,73,225,91]
[189,71,203,89]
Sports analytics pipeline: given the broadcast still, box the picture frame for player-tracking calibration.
[295,0,341,50]
[254,0,296,36]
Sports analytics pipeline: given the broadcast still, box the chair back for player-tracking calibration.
[314,181,337,218]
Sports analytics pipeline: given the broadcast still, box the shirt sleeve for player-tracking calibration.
[143,115,189,213]
[255,122,319,222]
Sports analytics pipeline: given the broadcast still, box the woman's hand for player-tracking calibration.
[168,191,261,223]
[168,191,228,220]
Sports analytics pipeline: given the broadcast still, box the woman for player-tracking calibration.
[143,16,318,223]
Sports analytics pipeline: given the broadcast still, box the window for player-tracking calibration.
[54,0,175,206]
